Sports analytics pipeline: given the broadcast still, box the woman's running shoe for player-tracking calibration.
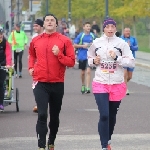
[47,144,54,150]
[107,144,111,150]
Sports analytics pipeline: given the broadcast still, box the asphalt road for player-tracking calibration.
[0,39,150,150]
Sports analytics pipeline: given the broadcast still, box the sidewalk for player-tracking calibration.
[135,51,150,68]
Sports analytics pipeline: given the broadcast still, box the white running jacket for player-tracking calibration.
[88,34,135,84]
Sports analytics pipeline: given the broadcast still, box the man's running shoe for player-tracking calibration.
[126,89,129,95]
[107,144,111,150]
[85,87,90,94]
[19,72,22,78]
[81,85,85,94]
[102,148,108,150]
[0,105,4,112]
[39,148,45,150]
[33,105,38,113]
[47,144,54,150]
[19,75,22,78]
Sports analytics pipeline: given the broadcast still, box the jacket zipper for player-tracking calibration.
[46,37,50,82]
[107,37,110,85]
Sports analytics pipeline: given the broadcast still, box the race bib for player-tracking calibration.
[15,49,22,53]
[100,60,118,73]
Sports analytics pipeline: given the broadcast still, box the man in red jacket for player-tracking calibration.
[28,14,75,150]
[0,29,12,111]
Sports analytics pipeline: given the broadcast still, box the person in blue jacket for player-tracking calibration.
[121,27,138,95]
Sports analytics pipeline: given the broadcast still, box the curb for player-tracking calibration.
[135,61,150,68]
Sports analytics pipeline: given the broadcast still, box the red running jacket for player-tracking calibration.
[28,32,75,82]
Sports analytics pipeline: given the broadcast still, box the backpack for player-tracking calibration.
[79,32,95,45]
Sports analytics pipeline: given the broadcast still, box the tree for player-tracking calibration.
[22,0,29,11]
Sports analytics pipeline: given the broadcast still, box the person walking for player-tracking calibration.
[74,22,95,94]
[0,29,12,111]
[88,18,135,150]
[121,27,138,95]
[91,20,100,38]
[5,21,9,36]
[8,23,28,78]
[28,14,75,150]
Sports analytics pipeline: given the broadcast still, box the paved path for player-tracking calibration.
[136,51,150,68]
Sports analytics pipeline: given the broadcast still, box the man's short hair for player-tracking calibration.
[43,13,58,25]
[83,22,91,26]
[16,23,20,28]
[34,19,43,27]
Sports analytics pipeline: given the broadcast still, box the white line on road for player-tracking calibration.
[0,134,150,150]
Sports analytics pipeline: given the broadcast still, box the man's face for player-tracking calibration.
[15,26,20,31]
[104,24,116,37]
[33,24,42,33]
[83,24,91,33]
[124,28,130,38]
[0,33,3,40]
[61,22,67,29]
[43,16,57,32]
[93,21,96,25]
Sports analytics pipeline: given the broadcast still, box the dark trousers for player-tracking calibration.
[0,69,6,105]
[14,51,23,73]
[33,82,64,148]
[94,93,121,148]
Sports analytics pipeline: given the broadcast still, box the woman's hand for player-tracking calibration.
[93,55,100,65]
[109,50,116,59]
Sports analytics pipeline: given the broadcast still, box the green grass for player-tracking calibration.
[137,35,150,53]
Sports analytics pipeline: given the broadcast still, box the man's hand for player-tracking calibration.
[29,68,34,76]
[109,50,116,59]
[94,55,100,65]
[52,45,60,56]
[127,40,130,46]
[82,43,91,49]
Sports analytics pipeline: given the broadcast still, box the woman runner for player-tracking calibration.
[87,18,135,150]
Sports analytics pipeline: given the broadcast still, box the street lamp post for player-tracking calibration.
[31,0,32,11]
[105,0,109,19]
[17,0,20,23]
[10,0,13,31]
[46,0,49,14]
[68,0,71,27]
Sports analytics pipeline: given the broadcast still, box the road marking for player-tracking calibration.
[84,109,98,112]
